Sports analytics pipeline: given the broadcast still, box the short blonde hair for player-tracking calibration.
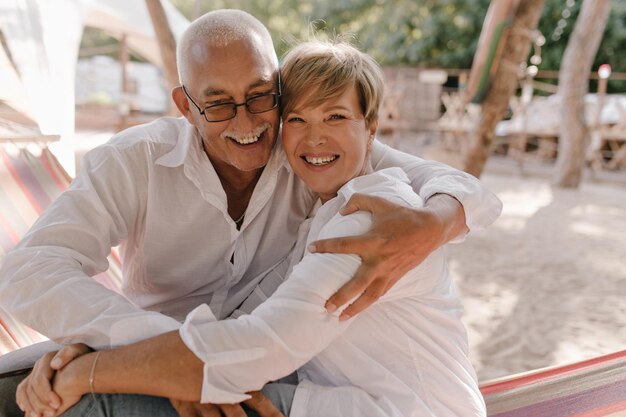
[280,40,385,126]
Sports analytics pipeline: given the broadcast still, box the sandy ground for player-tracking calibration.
[381,132,626,382]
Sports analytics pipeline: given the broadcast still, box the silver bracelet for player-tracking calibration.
[88,351,101,398]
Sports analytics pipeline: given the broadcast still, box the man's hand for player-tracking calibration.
[170,391,283,417]
[15,343,91,417]
[310,193,467,320]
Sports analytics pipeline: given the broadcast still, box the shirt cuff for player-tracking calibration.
[420,176,502,236]
[179,304,259,404]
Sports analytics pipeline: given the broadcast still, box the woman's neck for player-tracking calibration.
[319,159,373,204]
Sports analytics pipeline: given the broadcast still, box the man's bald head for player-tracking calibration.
[176,9,278,86]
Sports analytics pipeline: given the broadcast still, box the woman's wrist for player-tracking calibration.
[54,351,96,397]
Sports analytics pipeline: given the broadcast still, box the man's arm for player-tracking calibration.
[370,140,502,231]
[0,144,179,350]
[316,192,467,319]
[313,140,502,318]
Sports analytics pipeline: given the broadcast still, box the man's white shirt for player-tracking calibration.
[0,117,501,351]
[180,168,486,417]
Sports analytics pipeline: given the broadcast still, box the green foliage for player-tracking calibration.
[86,0,624,90]
[537,0,625,91]
[171,0,490,66]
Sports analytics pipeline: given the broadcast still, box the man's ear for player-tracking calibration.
[172,86,194,123]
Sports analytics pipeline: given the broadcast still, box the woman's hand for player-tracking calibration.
[15,344,91,417]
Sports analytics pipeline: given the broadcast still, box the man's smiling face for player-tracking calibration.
[186,37,280,174]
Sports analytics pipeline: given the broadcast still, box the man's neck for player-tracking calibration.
[209,156,264,223]
[215,164,263,194]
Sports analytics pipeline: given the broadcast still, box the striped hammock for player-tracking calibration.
[481,350,626,416]
[1,144,625,416]
[0,143,121,354]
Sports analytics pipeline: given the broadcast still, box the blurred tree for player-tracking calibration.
[168,0,623,84]
[554,0,612,188]
[171,0,491,65]
[537,0,625,92]
[462,0,546,177]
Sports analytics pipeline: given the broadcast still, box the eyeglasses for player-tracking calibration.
[182,75,281,123]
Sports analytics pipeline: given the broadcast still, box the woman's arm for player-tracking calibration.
[52,331,203,404]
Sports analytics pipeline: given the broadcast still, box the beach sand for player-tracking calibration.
[381,133,626,382]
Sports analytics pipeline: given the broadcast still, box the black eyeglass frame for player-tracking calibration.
[182,73,281,123]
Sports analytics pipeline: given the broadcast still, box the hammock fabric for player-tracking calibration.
[480,350,626,416]
[0,144,121,354]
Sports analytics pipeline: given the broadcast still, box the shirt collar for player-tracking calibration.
[337,167,409,203]
[155,120,198,168]
[155,121,290,173]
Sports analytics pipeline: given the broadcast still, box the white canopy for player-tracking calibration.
[0,0,189,174]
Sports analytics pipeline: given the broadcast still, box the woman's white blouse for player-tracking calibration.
[180,168,486,417]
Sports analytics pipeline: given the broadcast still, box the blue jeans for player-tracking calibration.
[0,371,27,417]
[59,383,296,417]
[0,372,296,417]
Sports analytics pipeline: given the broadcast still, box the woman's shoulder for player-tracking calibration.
[313,169,423,242]
[338,167,424,209]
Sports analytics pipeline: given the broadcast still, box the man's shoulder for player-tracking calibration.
[108,116,189,150]
[81,117,192,170]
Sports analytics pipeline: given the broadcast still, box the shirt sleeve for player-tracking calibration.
[0,144,180,350]
[369,140,502,234]
[179,212,372,404]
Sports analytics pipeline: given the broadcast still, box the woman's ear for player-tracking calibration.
[368,120,378,138]
[367,120,378,151]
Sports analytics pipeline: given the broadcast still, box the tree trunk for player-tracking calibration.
[145,0,180,116]
[462,0,545,177]
[554,0,611,188]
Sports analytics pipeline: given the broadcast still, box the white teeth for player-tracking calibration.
[304,155,337,165]
[230,134,260,145]
[223,125,269,145]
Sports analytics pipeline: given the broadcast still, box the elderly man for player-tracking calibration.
[0,8,501,417]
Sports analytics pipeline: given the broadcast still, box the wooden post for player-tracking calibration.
[462,0,546,177]
[554,0,611,188]
[145,0,180,116]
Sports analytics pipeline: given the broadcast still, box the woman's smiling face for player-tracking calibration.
[282,86,377,202]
